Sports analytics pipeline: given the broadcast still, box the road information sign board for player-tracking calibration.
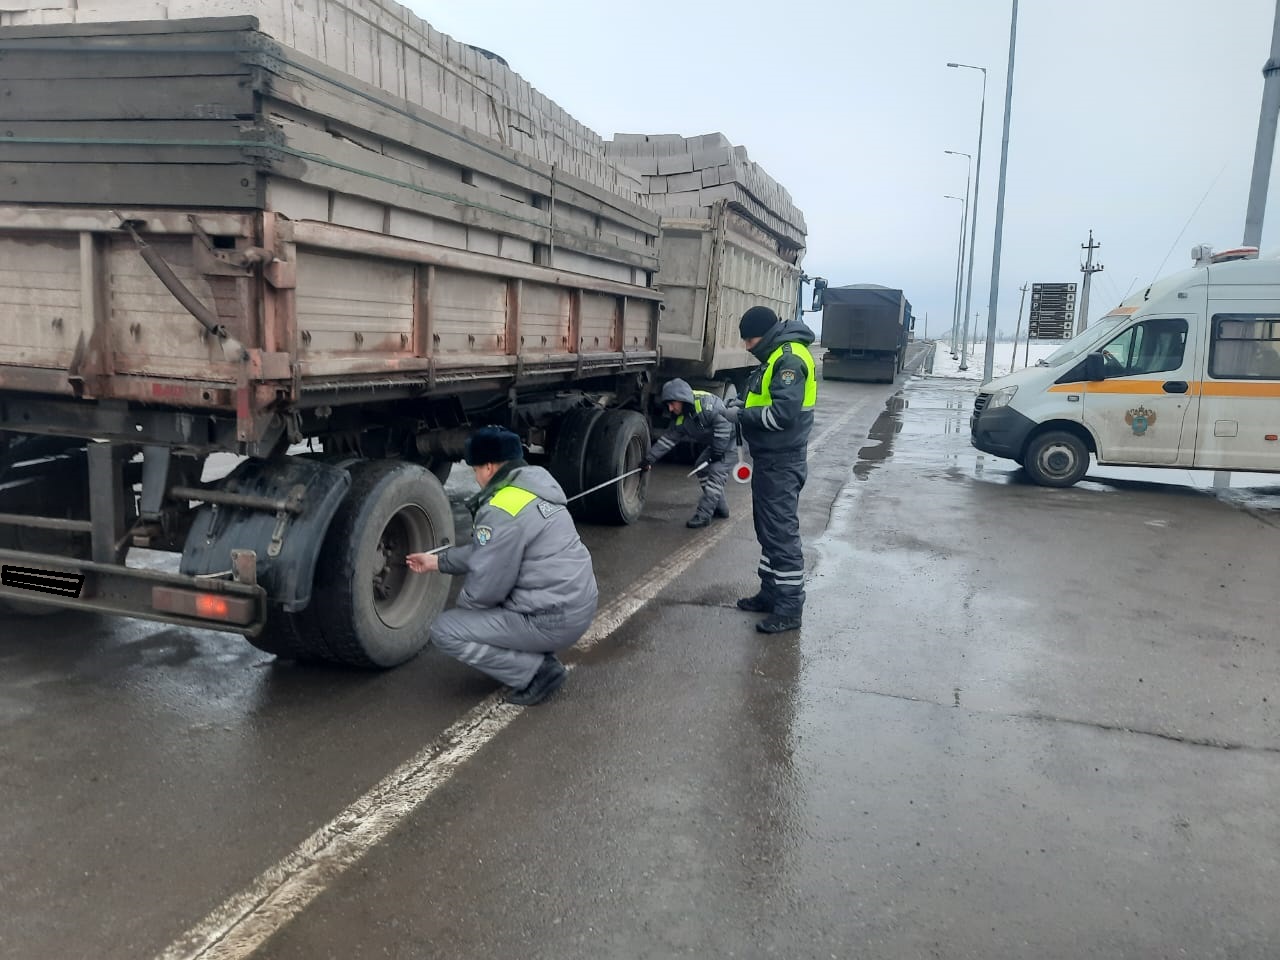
[1028,282,1077,339]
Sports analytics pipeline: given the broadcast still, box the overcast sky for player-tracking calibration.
[415,0,1278,339]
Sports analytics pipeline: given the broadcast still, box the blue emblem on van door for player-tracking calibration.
[1125,406,1157,436]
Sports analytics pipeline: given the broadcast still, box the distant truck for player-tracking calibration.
[819,285,911,383]
[970,245,1280,487]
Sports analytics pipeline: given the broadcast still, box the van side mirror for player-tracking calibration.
[1084,352,1106,381]
[810,277,827,312]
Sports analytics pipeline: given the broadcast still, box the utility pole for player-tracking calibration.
[1011,282,1027,374]
[1078,230,1104,334]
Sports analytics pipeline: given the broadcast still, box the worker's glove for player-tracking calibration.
[640,456,655,472]
[706,449,725,463]
[722,403,741,422]
[726,397,745,409]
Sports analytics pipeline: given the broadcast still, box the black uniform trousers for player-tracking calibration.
[749,447,808,617]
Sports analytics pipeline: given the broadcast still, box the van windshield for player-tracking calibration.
[1038,314,1129,367]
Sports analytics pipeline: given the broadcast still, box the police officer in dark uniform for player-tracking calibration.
[728,305,817,634]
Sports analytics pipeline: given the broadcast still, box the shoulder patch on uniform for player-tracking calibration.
[536,500,562,518]
[779,368,797,385]
[474,525,494,545]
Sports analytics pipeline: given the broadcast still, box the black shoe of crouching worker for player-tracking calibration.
[686,515,712,529]
[713,503,730,519]
[756,614,801,634]
[505,655,568,706]
[735,593,774,613]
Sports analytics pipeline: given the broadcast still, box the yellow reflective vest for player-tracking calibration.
[745,343,817,409]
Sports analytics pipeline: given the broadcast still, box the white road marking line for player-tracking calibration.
[157,397,869,960]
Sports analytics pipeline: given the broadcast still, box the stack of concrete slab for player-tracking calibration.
[0,16,659,286]
[605,133,806,255]
[0,0,643,202]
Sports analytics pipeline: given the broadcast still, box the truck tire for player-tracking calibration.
[1024,430,1089,488]
[578,409,649,525]
[549,406,604,501]
[258,460,454,667]
[427,458,453,486]
[246,609,313,660]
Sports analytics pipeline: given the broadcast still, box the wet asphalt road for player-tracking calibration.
[2,356,1278,959]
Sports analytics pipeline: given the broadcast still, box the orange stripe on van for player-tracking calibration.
[1046,380,1280,398]
[1047,380,1177,395]
[1199,380,1280,397]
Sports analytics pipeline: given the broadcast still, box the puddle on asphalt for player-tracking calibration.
[852,394,907,481]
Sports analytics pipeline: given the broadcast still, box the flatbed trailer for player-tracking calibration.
[0,17,660,666]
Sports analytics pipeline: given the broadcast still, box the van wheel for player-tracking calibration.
[578,410,650,525]
[1024,431,1089,487]
[253,461,455,667]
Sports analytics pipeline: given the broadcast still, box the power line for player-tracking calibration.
[1150,160,1229,282]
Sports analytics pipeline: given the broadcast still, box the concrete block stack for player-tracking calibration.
[0,17,660,287]
[605,133,807,255]
[0,0,642,201]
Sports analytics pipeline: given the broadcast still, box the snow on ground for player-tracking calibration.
[924,339,1060,380]
[916,339,1280,494]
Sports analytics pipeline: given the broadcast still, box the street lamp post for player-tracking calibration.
[947,61,987,372]
[982,0,1020,384]
[944,151,971,356]
[944,194,966,358]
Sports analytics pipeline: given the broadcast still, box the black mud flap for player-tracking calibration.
[180,457,351,612]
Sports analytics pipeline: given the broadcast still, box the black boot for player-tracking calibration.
[686,515,711,529]
[736,592,774,613]
[506,655,568,706]
[756,614,802,634]
[713,503,730,519]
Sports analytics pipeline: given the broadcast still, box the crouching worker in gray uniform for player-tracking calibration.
[640,378,734,529]
[406,427,598,706]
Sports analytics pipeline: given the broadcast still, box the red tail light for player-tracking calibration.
[152,586,255,625]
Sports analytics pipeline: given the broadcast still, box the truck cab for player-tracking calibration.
[970,248,1280,486]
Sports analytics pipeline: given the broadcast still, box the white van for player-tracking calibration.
[970,247,1280,486]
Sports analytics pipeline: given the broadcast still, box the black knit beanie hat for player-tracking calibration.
[739,305,780,340]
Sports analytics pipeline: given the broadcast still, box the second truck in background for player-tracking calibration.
[819,285,913,383]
